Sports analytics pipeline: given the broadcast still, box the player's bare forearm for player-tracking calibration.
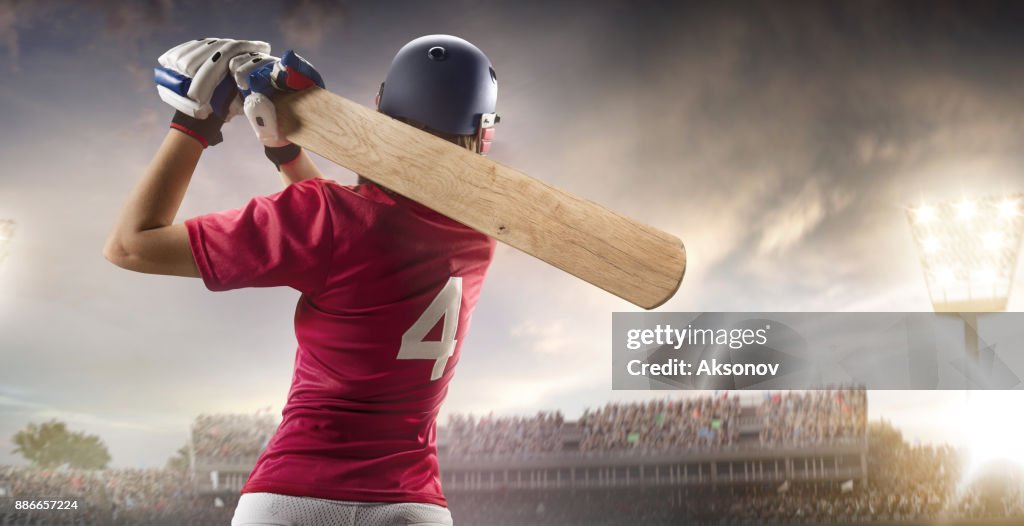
[103,129,201,277]
[276,149,324,187]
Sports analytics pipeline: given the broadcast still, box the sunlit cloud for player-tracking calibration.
[278,0,347,51]
[758,181,853,255]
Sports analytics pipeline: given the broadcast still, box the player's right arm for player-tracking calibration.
[274,149,324,187]
[230,50,326,187]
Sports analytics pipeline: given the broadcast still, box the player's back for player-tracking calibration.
[242,179,495,506]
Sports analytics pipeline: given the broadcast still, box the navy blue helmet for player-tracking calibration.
[377,35,498,137]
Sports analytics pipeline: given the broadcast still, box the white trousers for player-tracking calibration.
[231,492,454,526]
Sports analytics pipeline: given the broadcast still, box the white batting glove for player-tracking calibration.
[230,52,287,147]
[155,38,271,121]
[229,50,325,148]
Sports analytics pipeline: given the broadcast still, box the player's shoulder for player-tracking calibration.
[312,178,420,225]
[319,179,437,218]
[316,179,490,241]
[312,178,395,205]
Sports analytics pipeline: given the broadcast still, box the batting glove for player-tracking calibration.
[155,38,271,147]
[230,50,325,151]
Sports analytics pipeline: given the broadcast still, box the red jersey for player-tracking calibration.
[185,178,495,506]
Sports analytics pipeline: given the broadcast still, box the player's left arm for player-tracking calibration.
[104,38,270,277]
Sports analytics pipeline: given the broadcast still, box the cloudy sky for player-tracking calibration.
[1,0,1024,468]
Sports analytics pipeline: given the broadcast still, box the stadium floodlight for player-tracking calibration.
[955,200,977,221]
[0,220,14,266]
[998,197,1019,218]
[907,194,1024,313]
[913,205,936,224]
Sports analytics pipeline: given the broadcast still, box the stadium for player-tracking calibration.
[4,388,1023,525]
[3,2,1024,525]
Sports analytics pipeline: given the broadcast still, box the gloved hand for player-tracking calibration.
[230,50,325,148]
[154,38,270,147]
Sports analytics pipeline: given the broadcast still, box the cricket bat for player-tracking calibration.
[276,88,686,309]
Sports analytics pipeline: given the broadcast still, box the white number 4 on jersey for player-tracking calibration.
[397,277,463,381]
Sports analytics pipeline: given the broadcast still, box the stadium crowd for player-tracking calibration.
[191,414,277,465]
[5,392,1022,525]
[444,412,565,456]
[444,417,1019,525]
[578,395,742,452]
[4,456,1020,526]
[445,443,1023,525]
[758,390,867,447]
[443,390,865,457]
[0,465,234,525]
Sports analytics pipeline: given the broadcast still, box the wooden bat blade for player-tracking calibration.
[276,89,686,309]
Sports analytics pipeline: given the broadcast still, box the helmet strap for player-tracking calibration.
[477,113,498,155]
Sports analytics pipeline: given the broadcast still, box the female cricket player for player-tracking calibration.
[104,35,499,525]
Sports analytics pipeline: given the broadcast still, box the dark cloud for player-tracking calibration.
[580,1,1024,309]
[278,0,347,51]
[95,0,177,90]
[0,1,17,64]
[0,0,174,84]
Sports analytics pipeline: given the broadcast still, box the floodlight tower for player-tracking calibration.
[906,194,1024,359]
